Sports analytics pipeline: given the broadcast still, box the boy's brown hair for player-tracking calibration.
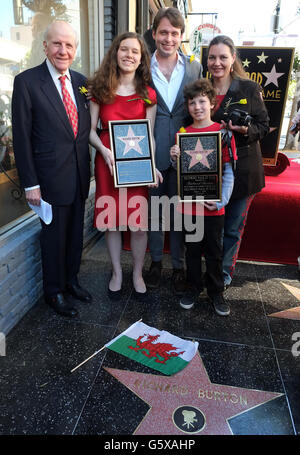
[183,79,216,108]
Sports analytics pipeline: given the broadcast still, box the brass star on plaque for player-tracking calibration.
[118,126,145,156]
[185,139,214,170]
[104,352,282,435]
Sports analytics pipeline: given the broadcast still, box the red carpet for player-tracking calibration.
[238,160,300,265]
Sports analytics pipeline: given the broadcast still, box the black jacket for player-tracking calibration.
[12,61,91,205]
[212,78,270,199]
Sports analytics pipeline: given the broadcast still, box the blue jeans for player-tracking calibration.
[223,194,255,286]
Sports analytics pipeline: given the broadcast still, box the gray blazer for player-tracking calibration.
[151,54,202,171]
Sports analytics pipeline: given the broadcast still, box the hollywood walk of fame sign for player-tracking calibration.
[269,282,300,321]
[200,47,295,165]
[104,352,283,435]
[176,131,222,202]
[108,119,156,187]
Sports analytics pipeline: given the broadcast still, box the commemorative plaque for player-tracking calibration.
[176,131,222,202]
[108,119,156,187]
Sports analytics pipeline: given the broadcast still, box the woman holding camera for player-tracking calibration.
[207,35,270,288]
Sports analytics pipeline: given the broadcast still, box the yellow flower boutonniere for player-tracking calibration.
[190,54,195,63]
[127,97,152,105]
[179,126,187,133]
[79,86,88,96]
[224,97,248,111]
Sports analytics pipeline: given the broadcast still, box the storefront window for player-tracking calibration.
[0,0,89,231]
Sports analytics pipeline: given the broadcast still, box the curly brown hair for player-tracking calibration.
[89,32,152,104]
[183,78,216,107]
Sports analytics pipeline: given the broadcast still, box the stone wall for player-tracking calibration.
[104,0,117,53]
[0,181,97,335]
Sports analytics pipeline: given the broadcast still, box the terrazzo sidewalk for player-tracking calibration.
[0,235,299,436]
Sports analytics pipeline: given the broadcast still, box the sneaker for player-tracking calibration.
[145,261,162,288]
[179,295,195,310]
[172,269,187,296]
[210,294,230,316]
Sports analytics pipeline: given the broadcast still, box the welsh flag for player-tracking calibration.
[105,321,199,376]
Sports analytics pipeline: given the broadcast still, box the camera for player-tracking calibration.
[290,123,299,136]
[224,109,253,127]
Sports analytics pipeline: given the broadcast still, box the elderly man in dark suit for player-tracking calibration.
[12,21,92,317]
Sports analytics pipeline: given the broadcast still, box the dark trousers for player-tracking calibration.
[148,166,184,269]
[185,215,224,297]
[40,183,85,297]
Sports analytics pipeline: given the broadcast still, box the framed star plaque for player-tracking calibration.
[176,131,222,202]
[108,119,156,187]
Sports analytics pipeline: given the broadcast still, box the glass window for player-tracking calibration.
[0,0,89,232]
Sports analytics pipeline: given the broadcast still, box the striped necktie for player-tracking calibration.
[59,75,78,137]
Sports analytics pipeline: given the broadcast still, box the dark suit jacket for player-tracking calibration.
[12,60,91,205]
[151,54,203,171]
[212,78,269,199]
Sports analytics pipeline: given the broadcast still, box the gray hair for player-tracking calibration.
[43,21,79,48]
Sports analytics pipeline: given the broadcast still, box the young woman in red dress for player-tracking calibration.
[89,32,162,299]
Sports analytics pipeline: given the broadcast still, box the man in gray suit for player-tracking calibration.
[146,7,203,294]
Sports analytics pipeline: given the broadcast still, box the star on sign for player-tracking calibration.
[242,58,251,68]
[262,64,285,88]
[104,353,282,435]
[118,126,145,156]
[257,52,268,64]
[185,139,214,170]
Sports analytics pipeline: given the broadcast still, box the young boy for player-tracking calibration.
[170,79,237,316]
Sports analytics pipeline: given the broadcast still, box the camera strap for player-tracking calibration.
[221,128,236,171]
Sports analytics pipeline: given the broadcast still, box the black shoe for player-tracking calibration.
[179,295,195,310]
[145,261,162,288]
[45,293,78,318]
[66,283,92,302]
[132,288,148,301]
[108,287,122,301]
[210,294,230,316]
[179,285,204,310]
[172,269,187,296]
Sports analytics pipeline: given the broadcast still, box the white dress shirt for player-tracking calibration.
[45,58,77,107]
[150,51,185,112]
[25,59,77,192]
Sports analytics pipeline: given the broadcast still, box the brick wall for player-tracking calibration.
[104,0,117,53]
[0,181,97,335]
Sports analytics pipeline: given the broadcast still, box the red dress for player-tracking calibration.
[93,86,157,230]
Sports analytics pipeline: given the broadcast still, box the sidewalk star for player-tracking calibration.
[105,352,282,435]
